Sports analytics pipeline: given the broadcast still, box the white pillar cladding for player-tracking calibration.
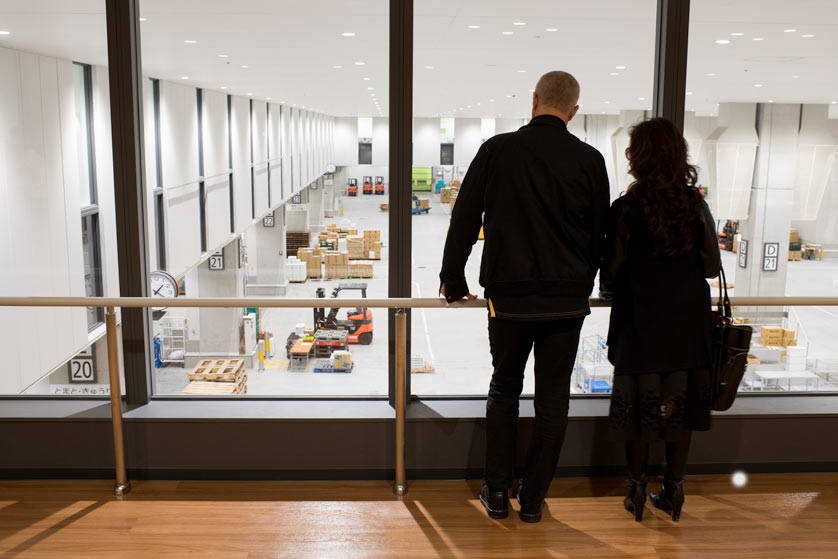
[372,117,389,167]
[454,118,482,168]
[567,114,586,141]
[610,110,646,201]
[683,111,703,168]
[413,117,440,166]
[792,105,837,220]
[705,103,759,220]
[308,180,325,233]
[735,104,801,297]
[188,239,246,356]
[245,210,288,297]
[584,114,620,200]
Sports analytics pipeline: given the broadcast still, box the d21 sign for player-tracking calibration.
[738,239,748,268]
[762,242,780,272]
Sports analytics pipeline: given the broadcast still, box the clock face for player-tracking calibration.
[150,271,178,299]
[327,163,336,173]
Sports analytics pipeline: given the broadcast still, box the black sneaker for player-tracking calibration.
[479,484,509,519]
[516,480,544,523]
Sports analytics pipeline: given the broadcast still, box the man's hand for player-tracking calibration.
[439,284,477,301]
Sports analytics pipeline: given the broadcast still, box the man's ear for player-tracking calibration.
[566,105,580,122]
[532,92,539,112]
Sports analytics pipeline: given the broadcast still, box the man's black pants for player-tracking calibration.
[485,316,584,503]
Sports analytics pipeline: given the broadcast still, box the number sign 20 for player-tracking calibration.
[68,353,96,384]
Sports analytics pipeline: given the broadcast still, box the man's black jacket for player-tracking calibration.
[439,115,610,305]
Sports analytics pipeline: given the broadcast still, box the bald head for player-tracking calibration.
[533,71,580,121]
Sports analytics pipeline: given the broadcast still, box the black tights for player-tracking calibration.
[626,430,693,480]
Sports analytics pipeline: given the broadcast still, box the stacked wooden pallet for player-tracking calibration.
[347,235,366,259]
[349,260,374,278]
[364,229,381,260]
[181,359,247,395]
[286,232,311,255]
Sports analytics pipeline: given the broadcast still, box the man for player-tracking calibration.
[439,71,610,522]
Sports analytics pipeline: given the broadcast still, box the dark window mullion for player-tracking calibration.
[197,88,207,253]
[227,94,234,233]
[152,78,166,270]
[249,99,255,219]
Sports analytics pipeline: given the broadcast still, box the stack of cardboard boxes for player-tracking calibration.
[347,235,366,259]
[333,350,352,370]
[449,189,459,212]
[759,326,796,347]
[324,251,350,279]
[784,345,807,371]
[789,229,802,261]
[286,256,307,282]
[318,230,340,249]
[364,229,382,260]
[349,260,374,278]
[297,247,324,279]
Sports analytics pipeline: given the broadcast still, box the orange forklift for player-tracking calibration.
[374,176,385,195]
[286,283,373,356]
[347,178,358,196]
[362,175,373,195]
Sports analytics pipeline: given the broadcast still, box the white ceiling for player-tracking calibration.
[0,0,836,118]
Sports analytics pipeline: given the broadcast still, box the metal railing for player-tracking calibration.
[1,295,837,498]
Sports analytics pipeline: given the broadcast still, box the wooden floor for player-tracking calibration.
[0,474,836,558]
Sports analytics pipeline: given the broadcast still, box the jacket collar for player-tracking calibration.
[527,114,569,129]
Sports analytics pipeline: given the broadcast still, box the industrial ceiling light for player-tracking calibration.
[616,65,626,70]
[610,72,619,76]
[0,30,10,35]
[502,31,513,35]
[754,83,763,88]
[715,39,730,44]
[686,91,693,95]
[752,37,764,41]
[639,97,645,101]
[513,22,526,26]
[707,73,717,76]
[355,61,365,65]
[731,32,744,36]
[363,77,370,80]
[368,87,374,90]
[802,34,815,38]
[333,65,343,69]
[517,69,526,73]
[546,28,557,32]
[467,25,480,29]
[218,54,228,58]
[784,29,797,33]
[240,65,249,68]
[139,18,147,22]
[184,40,197,44]
[181,76,189,80]
[424,66,433,69]
[341,32,356,37]
[247,92,253,96]
[221,86,228,90]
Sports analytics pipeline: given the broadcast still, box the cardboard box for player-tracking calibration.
[789,228,799,243]
[420,198,430,209]
[782,329,796,341]
[333,351,352,370]
[349,260,374,278]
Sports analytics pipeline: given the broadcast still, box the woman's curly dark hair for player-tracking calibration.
[625,117,705,258]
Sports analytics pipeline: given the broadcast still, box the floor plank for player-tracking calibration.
[0,474,836,558]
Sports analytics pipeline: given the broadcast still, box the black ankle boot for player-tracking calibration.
[650,478,685,522]
[623,477,647,522]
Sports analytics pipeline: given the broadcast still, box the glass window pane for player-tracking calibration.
[140,1,390,396]
[0,2,120,397]
[412,0,657,396]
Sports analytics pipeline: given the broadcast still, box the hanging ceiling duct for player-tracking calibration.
[705,103,758,220]
[793,105,837,220]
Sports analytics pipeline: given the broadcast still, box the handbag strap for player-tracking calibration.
[717,264,732,319]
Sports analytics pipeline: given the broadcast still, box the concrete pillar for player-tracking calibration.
[611,110,646,200]
[584,114,620,200]
[308,179,325,233]
[735,104,801,296]
[245,209,288,296]
[191,238,245,355]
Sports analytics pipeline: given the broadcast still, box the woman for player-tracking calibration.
[600,117,721,522]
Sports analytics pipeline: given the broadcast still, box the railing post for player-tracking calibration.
[394,308,407,497]
[106,306,131,497]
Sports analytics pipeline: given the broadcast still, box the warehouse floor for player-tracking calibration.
[155,190,838,397]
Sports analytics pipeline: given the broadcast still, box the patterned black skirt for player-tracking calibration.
[608,368,712,442]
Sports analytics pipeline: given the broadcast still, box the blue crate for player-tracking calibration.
[313,359,353,374]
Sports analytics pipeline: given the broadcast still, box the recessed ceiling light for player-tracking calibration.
[139,18,147,22]
[180,76,189,80]
[610,72,619,76]
[529,89,535,93]
[686,92,693,95]
[266,97,271,100]
[280,100,286,104]
[768,100,774,103]
[505,95,512,98]
[752,37,764,41]
[489,99,495,102]
[363,77,370,80]
[802,34,814,38]
[715,39,730,44]
[517,69,526,73]
[754,83,763,88]
[424,66,434,69]
[707,73,717,77]
[546,28,557,32]
[616,65,626,70]
[784,29,797,33]
[639,97,645,101]
[467,25,480,29]
[792,75,800,78]
[220,86,227,89]
[240,65,249,68]
[218,54,228,58]
[502,31,513,35]
[604,101,610,104]
[513,22,526,26]
[333,65,343,69]
[184,40,197,44]
[730,32,744,36]
[341,32,356,37]
[832,101,837,104]
[368,87,374,90]
[355,61,365,65]
[292,104,296,106]
[247,92,253,96]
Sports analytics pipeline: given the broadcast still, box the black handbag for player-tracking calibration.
[710,265,753,411]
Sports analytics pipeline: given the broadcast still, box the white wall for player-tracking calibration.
[335,116,358,166]
[454,118,482,168]
[372,117,389,166]
[268,102,282,206]
[202,89,231,251]
[413,117,439,166]
[0,48,88,393]
[159,80,201,276]
[230,95,251,235]
[280,104,292,199]
[251,100,269,215]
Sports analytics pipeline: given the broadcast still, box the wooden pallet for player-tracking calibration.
[188,359,245,383]
[286,232,311,255]
[181,377,247,395]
